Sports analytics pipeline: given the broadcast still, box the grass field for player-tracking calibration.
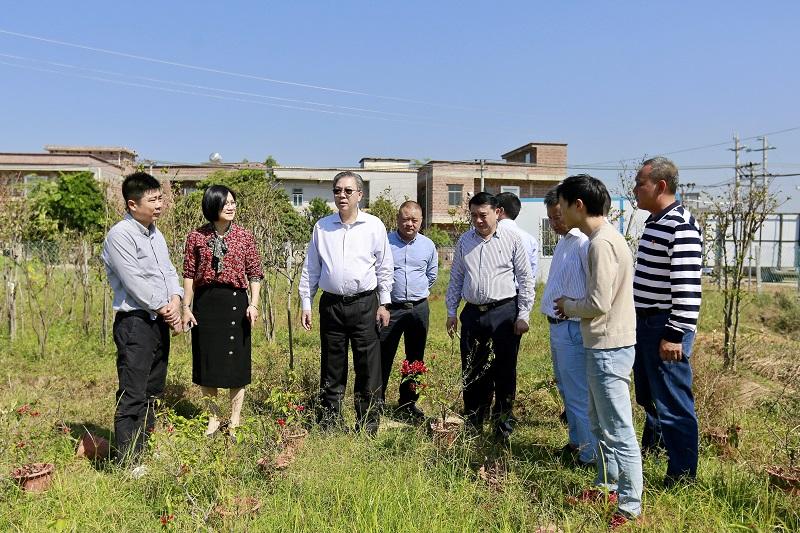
[1,272,798,532]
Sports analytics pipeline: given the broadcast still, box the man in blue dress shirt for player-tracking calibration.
[379,201,438,421]
[102,172,183,468]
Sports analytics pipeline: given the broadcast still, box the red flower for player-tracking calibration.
[166,425,174,434]
[16,405,30,415]
[160,513,174,526]
[30,411,40,417]
[277,418,286,427]
[16,441,26,448]
[295,405,305,411]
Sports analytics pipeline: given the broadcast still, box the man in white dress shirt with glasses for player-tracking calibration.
[299,171,394,435]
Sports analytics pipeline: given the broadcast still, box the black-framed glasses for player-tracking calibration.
[333,187,360,196]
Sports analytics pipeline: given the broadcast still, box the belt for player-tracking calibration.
[466,296,515,313]
[115,309,160,321]
[636,307,669,318]
[547,316,568,325]
[386,298,427,310]
[323,289,376,305]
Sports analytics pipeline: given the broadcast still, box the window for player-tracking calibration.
[500,185,520,197]
[524,152,531,163]
[23,174,50,196]
[292,188,303,207]
[447,184,463,207]
[541,218,558,257]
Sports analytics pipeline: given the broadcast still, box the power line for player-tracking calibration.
[0,52,428,120]
[0,28,527,117]
[0,60,451,127]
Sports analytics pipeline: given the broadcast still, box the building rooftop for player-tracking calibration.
[44,145,138,156]
[501,142,567,160]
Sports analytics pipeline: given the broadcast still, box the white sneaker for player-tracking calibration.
[130,465,148,479]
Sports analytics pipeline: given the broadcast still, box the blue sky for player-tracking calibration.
[2,1,799,209]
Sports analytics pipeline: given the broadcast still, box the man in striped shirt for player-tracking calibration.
[632,157,703,485]
[446,192,535,442]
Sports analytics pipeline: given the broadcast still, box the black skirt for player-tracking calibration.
[191,284,251,388]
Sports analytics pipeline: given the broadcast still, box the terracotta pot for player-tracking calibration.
[76,433,110,460]
[766,466,800,495]
[11,462,55,492]
[280,427,309,452]
[430,420,460,448]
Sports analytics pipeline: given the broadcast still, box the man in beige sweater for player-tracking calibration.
[554,174,642,528]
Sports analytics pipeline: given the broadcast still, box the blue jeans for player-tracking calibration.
[633,313,699,480]
[550,321,596,463]
[586,345,643,518]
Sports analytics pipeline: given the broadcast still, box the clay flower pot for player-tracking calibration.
[766,465,800,495]
[280,427,309,452]
[76,433,110,461]
[430,420,460,448]
[11,462,55,492]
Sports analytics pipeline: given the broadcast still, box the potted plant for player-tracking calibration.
[11,462,55,492]
[76,432,110,461]
[400,355,462,448]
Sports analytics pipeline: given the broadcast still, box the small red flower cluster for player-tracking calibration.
[16,404,40,417]
[400,359,428,377]
[166,425,175,434]
[276,418,286,427]
[288,403,306,412]
[159,513,174,526]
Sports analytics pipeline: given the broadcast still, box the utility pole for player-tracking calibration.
[747,136,776,292]
[478,159,485,192]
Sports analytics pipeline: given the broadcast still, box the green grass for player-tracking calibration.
[1,273,798,531]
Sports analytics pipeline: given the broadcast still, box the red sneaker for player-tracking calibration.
[609,512,638,529]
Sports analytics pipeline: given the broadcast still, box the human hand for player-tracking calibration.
[246,304,259,326]
[513,319,529,336]
[158,299,181,325]
[301,310,312,331]
[446,316,458,338]
[182,308,197,332]
[553,297,569,320]
[376,305,390,328]
[659,339,683,362]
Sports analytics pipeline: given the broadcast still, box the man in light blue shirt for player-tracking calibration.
[379,201,437,421]
[540,187,596,467]
[102,172,183,467]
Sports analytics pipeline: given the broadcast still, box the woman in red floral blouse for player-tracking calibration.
[182,185,264,437]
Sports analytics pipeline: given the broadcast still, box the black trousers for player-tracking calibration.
[379,299,429,406]
[112,312,169,462]
[318,291,382,432]
[459,299,521,434]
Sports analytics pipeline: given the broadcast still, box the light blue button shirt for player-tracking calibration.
[102,214,183,318]
[388,231,438,302]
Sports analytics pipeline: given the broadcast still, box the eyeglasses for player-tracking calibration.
[332,187,360,196]
[224,200,237,207]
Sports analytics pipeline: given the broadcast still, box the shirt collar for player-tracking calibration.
[124,213,155,236]
[335,209,366,225]
[392,231,417,245]
[646,201,680,224]
[566,227,583,238]
[472,226,500,241]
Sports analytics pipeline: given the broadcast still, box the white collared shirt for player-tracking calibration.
[299,209,394,310]
[540,228,589,320]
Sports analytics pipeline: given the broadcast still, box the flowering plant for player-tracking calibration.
[399,359,429,396]
[261,388,309,433]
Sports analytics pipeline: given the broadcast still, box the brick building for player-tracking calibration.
[417,141,567,227]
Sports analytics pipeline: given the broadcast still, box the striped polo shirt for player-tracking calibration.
[633,201,703,342]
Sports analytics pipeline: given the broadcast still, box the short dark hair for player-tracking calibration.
[495,192,522,220]
[122,172,161,205]
[202,185,236,222]
[398,200,422,214]
[557,174,611,216]
[543,187,559,208]
[641,156,679,194]
[332,171,364,191]
[468,191,498,209]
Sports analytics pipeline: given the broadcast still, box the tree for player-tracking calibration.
[367,188,399,232]
[305,197,333,225]
[423,225,452,248]
[24,171,107,241]
[705,166,782,370]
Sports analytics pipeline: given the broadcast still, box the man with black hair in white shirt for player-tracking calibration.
[632,157,703,486]
[445,192,535,442]
[299,171,394,435]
